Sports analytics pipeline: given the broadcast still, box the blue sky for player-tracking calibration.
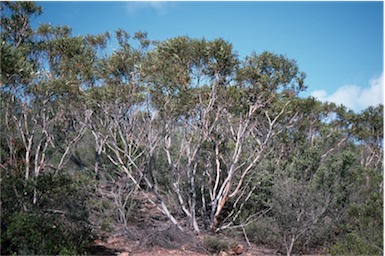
[33,1,383,112]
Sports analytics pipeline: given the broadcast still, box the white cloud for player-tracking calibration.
[311,90,327,100]
[125,2,173,17]
[359,74,384,108]
[311,73,384,112]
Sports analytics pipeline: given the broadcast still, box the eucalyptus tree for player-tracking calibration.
[84,30,187,229]
[1,1,40,167]
[1,1,43,180]
[138,37,308,232]
[205,51,306,231]
[1,1,108,195]
[141,37,241,231]
[354,105,383,170]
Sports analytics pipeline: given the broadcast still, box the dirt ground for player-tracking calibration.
[88,192,322,256]
[91,231,279,256]
[89,191,280,255]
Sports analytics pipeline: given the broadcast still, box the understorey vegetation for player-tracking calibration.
[1,2,383,255]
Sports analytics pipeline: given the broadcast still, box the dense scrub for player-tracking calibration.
[1,172,92,255]
[1,2,382,255]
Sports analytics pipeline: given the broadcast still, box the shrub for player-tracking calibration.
[329,231,382,256]
[329,190,383,256]
[3,212,87,255]
[1,171,92,255]
[244,217,280,246]
[204,236,229,253]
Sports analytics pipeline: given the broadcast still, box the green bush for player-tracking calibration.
[204,236,229,253]
[329,231,382,256]
[329,190,383,256]
[3,212,86,255]
[244,217,280,246]
[1,171,92,255]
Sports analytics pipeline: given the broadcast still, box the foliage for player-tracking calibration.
[244,217,280,246]
[1,172,92,255]
[1,1,41,86]
[204,236,229,253]
[329,167,383,255]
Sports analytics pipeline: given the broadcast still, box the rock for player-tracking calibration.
[232,244,244,255]
[107,236,121,245]
[218,251,230,256]
[94,239,104,246]
[118,252,129,256]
